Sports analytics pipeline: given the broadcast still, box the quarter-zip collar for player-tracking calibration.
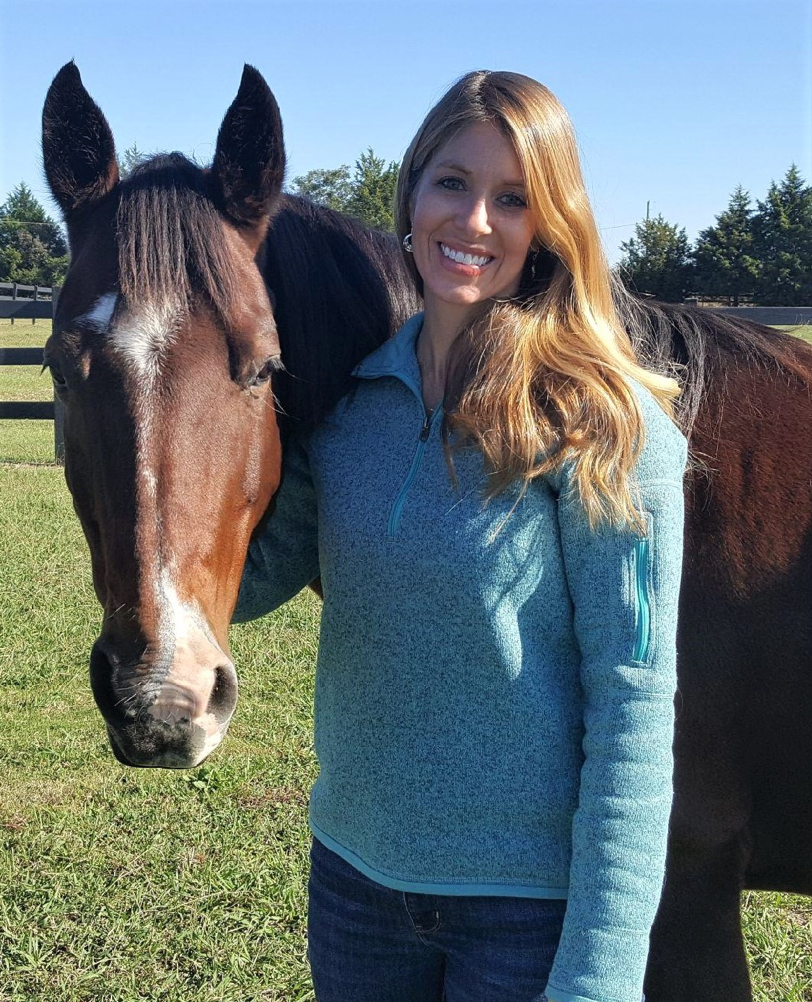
[353,312,444,538]
[353,313,425,401]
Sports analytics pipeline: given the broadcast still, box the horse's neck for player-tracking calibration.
[263,199,419,429]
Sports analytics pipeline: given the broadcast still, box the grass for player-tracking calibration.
[1,464,321,1001]
[1,317,811,999]
[776,324,812,344]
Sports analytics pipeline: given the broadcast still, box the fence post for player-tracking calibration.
[11,282,16,325]
[52,287,65,463]
[33,285,40,324]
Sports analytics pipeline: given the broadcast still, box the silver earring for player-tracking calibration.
[529,249,539,281]
[402,233,413,253]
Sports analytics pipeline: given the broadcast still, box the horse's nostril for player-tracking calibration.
[207,663,238,725]
[90,640,126,724]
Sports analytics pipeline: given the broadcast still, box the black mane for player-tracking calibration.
[114,157,811,441]
[263,196,419,431]
[616,290,812,435]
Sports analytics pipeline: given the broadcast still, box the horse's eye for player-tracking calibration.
[250,356,283,387]
[44,362,67,389]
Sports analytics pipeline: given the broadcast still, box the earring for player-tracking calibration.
[529,248,539,281]
[402,233,413,253]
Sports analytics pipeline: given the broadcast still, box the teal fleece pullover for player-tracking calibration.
[235,313,688,1002]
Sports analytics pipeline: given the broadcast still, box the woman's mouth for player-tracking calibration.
[439,242,494,270]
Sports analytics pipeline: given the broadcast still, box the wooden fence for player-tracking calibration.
[0,282,54,322]
[2,294,811,466]
[711,306,812,325]
[0,286,64,460]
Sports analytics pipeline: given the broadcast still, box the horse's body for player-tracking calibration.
[41,63,812,1001]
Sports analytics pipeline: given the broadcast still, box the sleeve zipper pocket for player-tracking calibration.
[631,519,652,664]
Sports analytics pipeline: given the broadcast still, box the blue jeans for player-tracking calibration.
[306,835,568,1002]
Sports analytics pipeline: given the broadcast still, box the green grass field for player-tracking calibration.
[1,318,810,1000]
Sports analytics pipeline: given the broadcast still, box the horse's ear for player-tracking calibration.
[42,62,119,219]
[211,65,286,246]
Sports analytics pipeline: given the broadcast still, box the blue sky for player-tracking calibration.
[1,0,810,263]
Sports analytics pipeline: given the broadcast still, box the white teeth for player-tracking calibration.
[441,243,491,267]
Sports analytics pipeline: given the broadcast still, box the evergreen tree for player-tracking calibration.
[0,182,69,286]
[118,142,147,179]
[289,166,353,213]
[692,186,758,305]
[345,149,399,231]
[290,150,399,231]
[751,165,812,304]
[617,213,693,302]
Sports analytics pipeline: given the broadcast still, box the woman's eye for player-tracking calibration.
[438,176,465,191]
[500,192,527,209]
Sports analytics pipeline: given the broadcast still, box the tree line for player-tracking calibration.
[2,151,809,306]
[618,166,812,305]
[0,147,399,290]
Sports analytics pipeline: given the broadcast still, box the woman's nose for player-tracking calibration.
[458,195,491,236]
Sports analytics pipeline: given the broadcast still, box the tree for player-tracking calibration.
[617,213,693,302]
[289,148,399,231]
[289,166,353,213]
[692,186,758,305]
[751,165,812,305]
[118,142,147,179]
[0,182,69,286]
[346,149,399,231]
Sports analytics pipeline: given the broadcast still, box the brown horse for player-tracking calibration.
[41,63,811,1001]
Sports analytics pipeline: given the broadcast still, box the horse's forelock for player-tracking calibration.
[116,154,239,322]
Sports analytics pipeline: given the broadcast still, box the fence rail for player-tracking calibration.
[0,283,54,321]
[0,281,52,295]
[0,347,54,420]
[0,347,45,365]
[713,306,812,325]
[2,294,811,465]
[0,401,54,420]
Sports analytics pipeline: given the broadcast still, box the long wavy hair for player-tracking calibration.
[395,70,683,532]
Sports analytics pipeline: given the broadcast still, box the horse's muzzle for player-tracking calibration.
[90,640,238,769]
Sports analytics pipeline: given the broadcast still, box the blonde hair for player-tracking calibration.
[395,70,682,532]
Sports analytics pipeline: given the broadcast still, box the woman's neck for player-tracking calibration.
[417,299,479,413]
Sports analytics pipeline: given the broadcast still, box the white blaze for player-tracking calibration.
[86,293,230,760]
[77,292,117,331]
[108,301,180,382]
[147,567,230,759]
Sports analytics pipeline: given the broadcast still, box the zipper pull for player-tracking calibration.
[419,418,431,442]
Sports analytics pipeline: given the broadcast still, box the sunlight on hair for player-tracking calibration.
[396,70,683,531]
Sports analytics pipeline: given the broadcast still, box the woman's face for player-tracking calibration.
[410,121,536,324]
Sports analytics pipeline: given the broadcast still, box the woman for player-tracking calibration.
[235,70,687,1002]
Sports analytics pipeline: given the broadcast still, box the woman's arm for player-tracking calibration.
[544,390,688,1002]
[232,434,320,622]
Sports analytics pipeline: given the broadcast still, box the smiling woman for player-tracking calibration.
[409,122,536,320]
[394,71,682,521]
[237,69,688,1002]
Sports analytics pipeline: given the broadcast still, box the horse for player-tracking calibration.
[41,62,812,1002]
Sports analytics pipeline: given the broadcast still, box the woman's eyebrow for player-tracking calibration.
[434,160,471,174]
[433,160,526,188]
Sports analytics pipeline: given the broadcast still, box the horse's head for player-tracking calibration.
[42,63,285,768]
